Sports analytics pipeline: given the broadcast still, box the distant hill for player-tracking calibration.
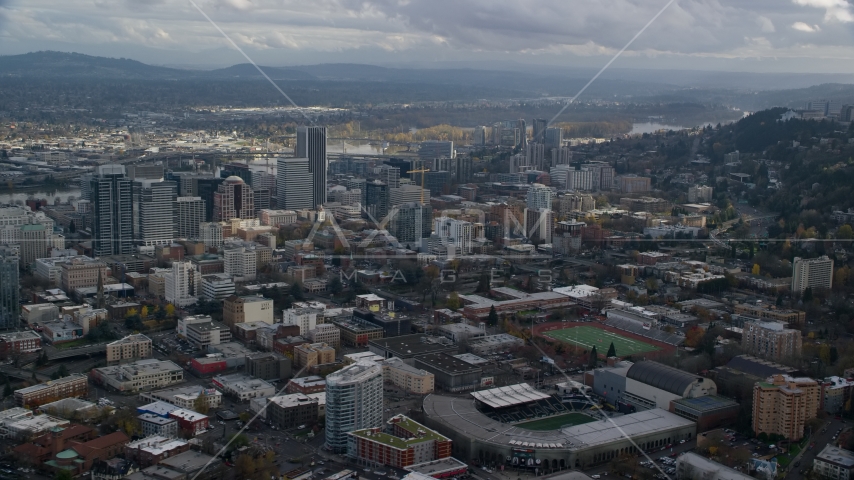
[206,63,316,81]
[0,51,191,79]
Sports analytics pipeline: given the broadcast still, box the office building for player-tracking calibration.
[245,352,292,381]
[531,119,547,144]
[213,176,254,222]
[59,257,108,293]
[91,164,134,256]
[418,141,454,160]
[792,255,834,293]
[390,185,429,206]
[164,261,200,307]
[175,197,206,239]
[525,143,546,171]
[263,393,321,429]
[419,171,451,196]
[18,224,49,268]
[212,373,276,401]
[688,185,714,203]
[309,324,341,350]
[544,127,563,150]
[14,374,89,408]
[186,320,231,350]
[378,165,401,189]
[277,157,315,210]
[259,209,298,227]
[199,273,235,301]
[223,294,274,327]
[296,126,328,208]
[742,321,803,362]
[134,180,177,246]
[455,156,473,184]
[618,175,651,194]
[223,246,256,282]
[0,247,19,329]
[814,445,854,480]
[106,334,153,366]
[389,203,432,245]
[365,180,389,221]
[752,374,820,440]
[325,360,384,453]
[526,183,553,210]
[347,415,452,469]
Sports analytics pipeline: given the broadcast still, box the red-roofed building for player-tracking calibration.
[168,409,210,436]
[15,426,129,477]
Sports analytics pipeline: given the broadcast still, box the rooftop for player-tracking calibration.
[326,360,383,386]
[368,334,456,358]
[107,334,151,346]
[15,374,87,395]
[169,409,208,423]
[267,393,319,409]
[416,352,482,375]
[471,384,552,409]
[94,359,182,380]
[405,458,469,476]
[126,435,187,455]
[349,415,448,450]
[138,401,179,417]
[453,353,490,366]
[212,373,275,393]
[671,395,739,413]
[138,413,178,426]
[817,445,854,468]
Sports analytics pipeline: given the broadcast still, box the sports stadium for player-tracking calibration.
[421,383,696,471]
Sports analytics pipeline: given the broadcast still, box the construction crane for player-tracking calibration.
[406,168,431,205]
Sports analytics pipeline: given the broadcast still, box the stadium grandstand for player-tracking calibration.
[473,384,579,424]
[603,313,684,346]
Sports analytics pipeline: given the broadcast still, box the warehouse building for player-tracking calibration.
[369,335,457,364]
[414,353,482,393]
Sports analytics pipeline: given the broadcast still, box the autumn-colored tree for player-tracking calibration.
[820,344,832,365]
[235,454,256,479]
[140,305,149,318]
[684,325,706,348]
[193,391,209,415]
[751,264,761,275]
[838,224,854,240]
[164,304,176,317]
[125,308,138,318]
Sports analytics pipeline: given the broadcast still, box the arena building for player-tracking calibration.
[422,385,695,470]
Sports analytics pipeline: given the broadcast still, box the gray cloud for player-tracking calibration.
[1,0,854,72]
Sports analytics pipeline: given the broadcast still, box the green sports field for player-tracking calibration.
[516,412,596,431]
[543,326,660,356]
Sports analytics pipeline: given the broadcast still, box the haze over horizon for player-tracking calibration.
[2,0,854,75]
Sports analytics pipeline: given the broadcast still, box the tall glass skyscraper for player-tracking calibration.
[0,247,19,329]
[91,164,134,256]
[296,126,328,209]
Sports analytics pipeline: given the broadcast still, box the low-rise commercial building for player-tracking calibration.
[0,331,42,359]
[287,376,326,394]
[245,352,292,381]
[90,359,184,393]
[309,324,341,350]
[185,320,232,350]
[212,373,276,401]
[124,435,189,468]
[467,334,525,356]
[168,409,210,436]
[223,294,274,327]
[266,393,320,429]
[142,385,223,411]
[334,319,384,347]
[106,334,152,366]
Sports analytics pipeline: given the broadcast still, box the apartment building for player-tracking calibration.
[814,446,854,480]
[742,321,803,362]
[347,415,452,469]
[733,303,806,326]
[14,374,89,408]
[792,255,834,293]
[752,374,820,440]
[383,357,435,394]
[266,393,320,430]
[325,360,384,452]
[106,334,152,366]
[185,320,232,350]
[294,343,336,369]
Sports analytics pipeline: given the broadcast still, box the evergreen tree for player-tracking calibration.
[803,287,813,303]
[606,342,616,358]
[290,282,305,301]
[487,305,498,326]
[68,220,76,233]
[588,346,598,368]
[2,378,11,398]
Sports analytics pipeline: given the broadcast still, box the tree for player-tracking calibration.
[290,282,305,301]
[487,305,498,326]
[55,471,74,480]
[164,304,176,317]
[2,378,10,398]
[328,276,343,296]
[685,325,706,348]
[125,308,138,318]
[140,305,149,318]
[239,411,251,423]
[476,272,491,293]
[752,264,761,275]
[588,346,598,368]
[606,342,616,358]
[154,305,167,321]
[235,454,256,479]
[57,364,69,378]
[228,433,250,449]
[446,292,461,311]
[839,224,854,240]
[68,220,76,234]
[803,287,813,303]
[193,391,209,415]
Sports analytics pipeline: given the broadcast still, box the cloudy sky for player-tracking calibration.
[1,0,854,73]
